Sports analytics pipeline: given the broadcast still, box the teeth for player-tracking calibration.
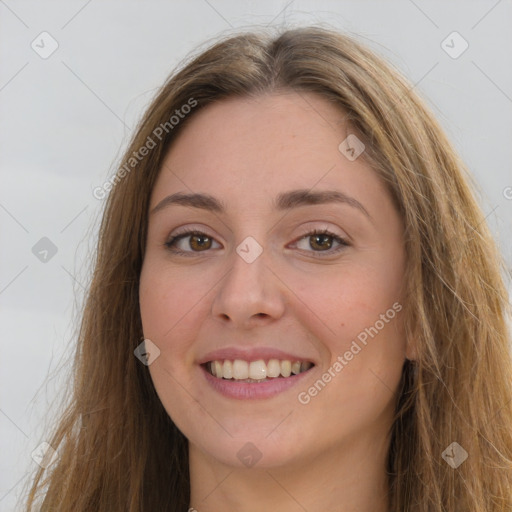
[206,358,313,380]
[291,361,301,375]
[280,360,292,377]
[233,360,249,379]
[222,360,233,379]
[249,360,266,380]
[301,361,313,372]
[267,359,281,378]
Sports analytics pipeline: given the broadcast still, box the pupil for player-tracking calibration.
[192,235,210,250]
[312,234,331,250]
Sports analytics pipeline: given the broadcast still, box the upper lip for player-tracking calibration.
[198,347,316,365]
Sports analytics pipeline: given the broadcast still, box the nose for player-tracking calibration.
[211,245,286,328]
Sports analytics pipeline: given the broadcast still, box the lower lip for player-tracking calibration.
[200,364,313,400]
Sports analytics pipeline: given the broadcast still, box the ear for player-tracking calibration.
[405,340,417,361]
[404,322,419,361]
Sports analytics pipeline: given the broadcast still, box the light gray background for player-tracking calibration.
[1,1,511,510]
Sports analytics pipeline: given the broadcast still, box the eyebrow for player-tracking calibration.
[150,189,371,219]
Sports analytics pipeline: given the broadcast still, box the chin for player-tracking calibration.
[196,436,305,470]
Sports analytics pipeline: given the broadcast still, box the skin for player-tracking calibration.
[139,91,415,512]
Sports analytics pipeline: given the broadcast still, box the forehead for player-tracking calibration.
[151,91,389,216]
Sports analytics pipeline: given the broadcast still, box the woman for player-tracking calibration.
[23,25,512,511]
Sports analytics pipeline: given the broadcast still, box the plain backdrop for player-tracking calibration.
[1,1,511,509]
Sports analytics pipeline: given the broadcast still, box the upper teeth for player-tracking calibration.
[207,359,313,380]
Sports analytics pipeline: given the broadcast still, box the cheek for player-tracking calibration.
[295,283,405,441]
[139,263,205,365]
[295,258,406,403]
[139,265,207,427]
[296,258,405,344]
[140,260,203,330]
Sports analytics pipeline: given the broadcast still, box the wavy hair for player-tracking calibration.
[23,25,512,511]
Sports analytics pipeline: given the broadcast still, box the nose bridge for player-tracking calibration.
[212,235,284,324]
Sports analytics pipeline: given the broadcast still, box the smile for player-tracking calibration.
[200,358,316,399]
[204,359,314,382]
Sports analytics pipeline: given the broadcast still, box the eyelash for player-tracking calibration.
[164,228,349,258]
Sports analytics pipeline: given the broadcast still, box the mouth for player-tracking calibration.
[202,358,315,383]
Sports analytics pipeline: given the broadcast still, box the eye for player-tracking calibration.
[164,228,349,257]
[292,228,349,256]
[164,230,221,255]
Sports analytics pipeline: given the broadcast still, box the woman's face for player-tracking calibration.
[139,91,411,469]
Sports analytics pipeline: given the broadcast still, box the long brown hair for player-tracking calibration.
[23,25,512,511]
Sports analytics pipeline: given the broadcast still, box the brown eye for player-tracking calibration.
[165,228,349,258]
[188,234,212,251]
[293,229,349,256]
[309,233,334,251]
[165,230,220,254]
